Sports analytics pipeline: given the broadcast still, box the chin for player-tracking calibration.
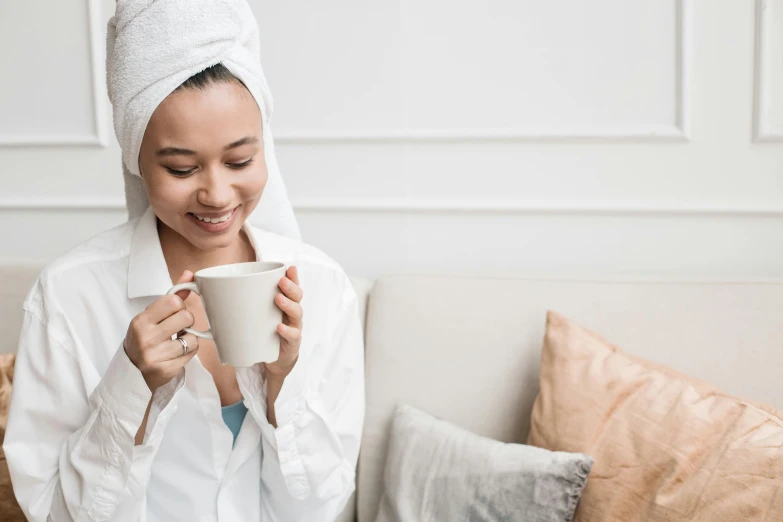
[190,228,241,251]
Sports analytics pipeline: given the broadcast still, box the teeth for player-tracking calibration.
[194,210,232,223]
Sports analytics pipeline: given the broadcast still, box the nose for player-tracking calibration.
[197,166,233,209]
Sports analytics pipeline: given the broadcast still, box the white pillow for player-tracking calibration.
[375,404,594,522]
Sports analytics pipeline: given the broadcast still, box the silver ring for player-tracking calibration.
[176,336,189,355]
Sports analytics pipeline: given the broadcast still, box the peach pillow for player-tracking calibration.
[528,311,783,522]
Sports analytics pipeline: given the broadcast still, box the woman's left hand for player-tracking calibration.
[264,265,303,380]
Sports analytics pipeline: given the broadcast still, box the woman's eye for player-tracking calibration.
[228,158,254,169]
[165,167,196,176]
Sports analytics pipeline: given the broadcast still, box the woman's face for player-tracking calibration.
[138,80,267,251]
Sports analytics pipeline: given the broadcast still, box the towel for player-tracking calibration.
[106,0,301,241]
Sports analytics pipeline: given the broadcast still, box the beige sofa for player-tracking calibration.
[2,259,783,521]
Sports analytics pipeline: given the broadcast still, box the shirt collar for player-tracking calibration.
[127,206,268,299]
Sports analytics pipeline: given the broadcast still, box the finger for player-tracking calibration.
[160,332,200,361]
[276,294,303,327]
[288,265,299,286]
[278,276,304,303]
[159,344,200,375]
[154,308,195,343]
[145,293,187,325]
[276,323,301,344]
[174,270,195,301]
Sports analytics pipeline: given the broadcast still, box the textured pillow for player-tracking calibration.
[0,353,25,521]
[375,404,593,522]
[528,311,783,522]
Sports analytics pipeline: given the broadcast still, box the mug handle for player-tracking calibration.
[166,282,214,341]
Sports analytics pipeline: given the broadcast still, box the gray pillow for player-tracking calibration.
[375,404,594,522]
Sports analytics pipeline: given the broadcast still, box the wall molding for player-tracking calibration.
[0,198,127,212]
[0,0,109,148]
[274,0,691,144]
[86,0,110,147]
[2,197,782,217]
[753,0,783,142]
[675,0,692,140]
[274,125,688,144]
[0,1,691,146]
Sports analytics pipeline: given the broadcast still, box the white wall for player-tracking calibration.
[1,0,781,279]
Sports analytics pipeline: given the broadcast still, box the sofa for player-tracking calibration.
[2,258,783,521]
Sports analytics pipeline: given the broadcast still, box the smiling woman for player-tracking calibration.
[2,1,365,521]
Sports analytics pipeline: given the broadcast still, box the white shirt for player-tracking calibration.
[3,206,365,522]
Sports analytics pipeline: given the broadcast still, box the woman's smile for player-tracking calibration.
[187,205,239,233]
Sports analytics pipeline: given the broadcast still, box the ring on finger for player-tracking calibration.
[176,336,189,356]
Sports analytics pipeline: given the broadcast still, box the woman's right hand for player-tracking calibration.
[124,270,200,392]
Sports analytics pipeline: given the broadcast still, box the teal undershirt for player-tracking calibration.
[221,400,249,445]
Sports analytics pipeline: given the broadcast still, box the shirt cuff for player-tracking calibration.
[268,361,314,499]
[235,363,318,499]
[271,356,311,427]
[141,368,186,445]
[235,360,311,429]
[96,343,153,430]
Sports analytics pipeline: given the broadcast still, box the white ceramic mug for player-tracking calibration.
[166,261,286,367]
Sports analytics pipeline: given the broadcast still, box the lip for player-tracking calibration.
[187,207,238,233]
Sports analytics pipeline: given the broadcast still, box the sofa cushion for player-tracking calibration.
[358,275,783,521]
[528,311,783,522]
[375,404,593,522]
[0,258,46,355]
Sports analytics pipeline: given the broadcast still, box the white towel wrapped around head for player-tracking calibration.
[106,0,301,240]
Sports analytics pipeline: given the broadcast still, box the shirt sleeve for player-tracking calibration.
[237,271,366,521]
[3,305,184,522]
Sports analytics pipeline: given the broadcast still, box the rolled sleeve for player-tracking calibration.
[272,352,311,426]
[5,308,185,522]
[238,268,365,519]
[95,343,153,431]
[95,342,185,444]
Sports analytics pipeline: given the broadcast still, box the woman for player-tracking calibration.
[2,1,365,521]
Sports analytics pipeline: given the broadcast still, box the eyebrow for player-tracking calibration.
[224,136,259,150]
[156,136,259,157]
[156,146,195,157]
